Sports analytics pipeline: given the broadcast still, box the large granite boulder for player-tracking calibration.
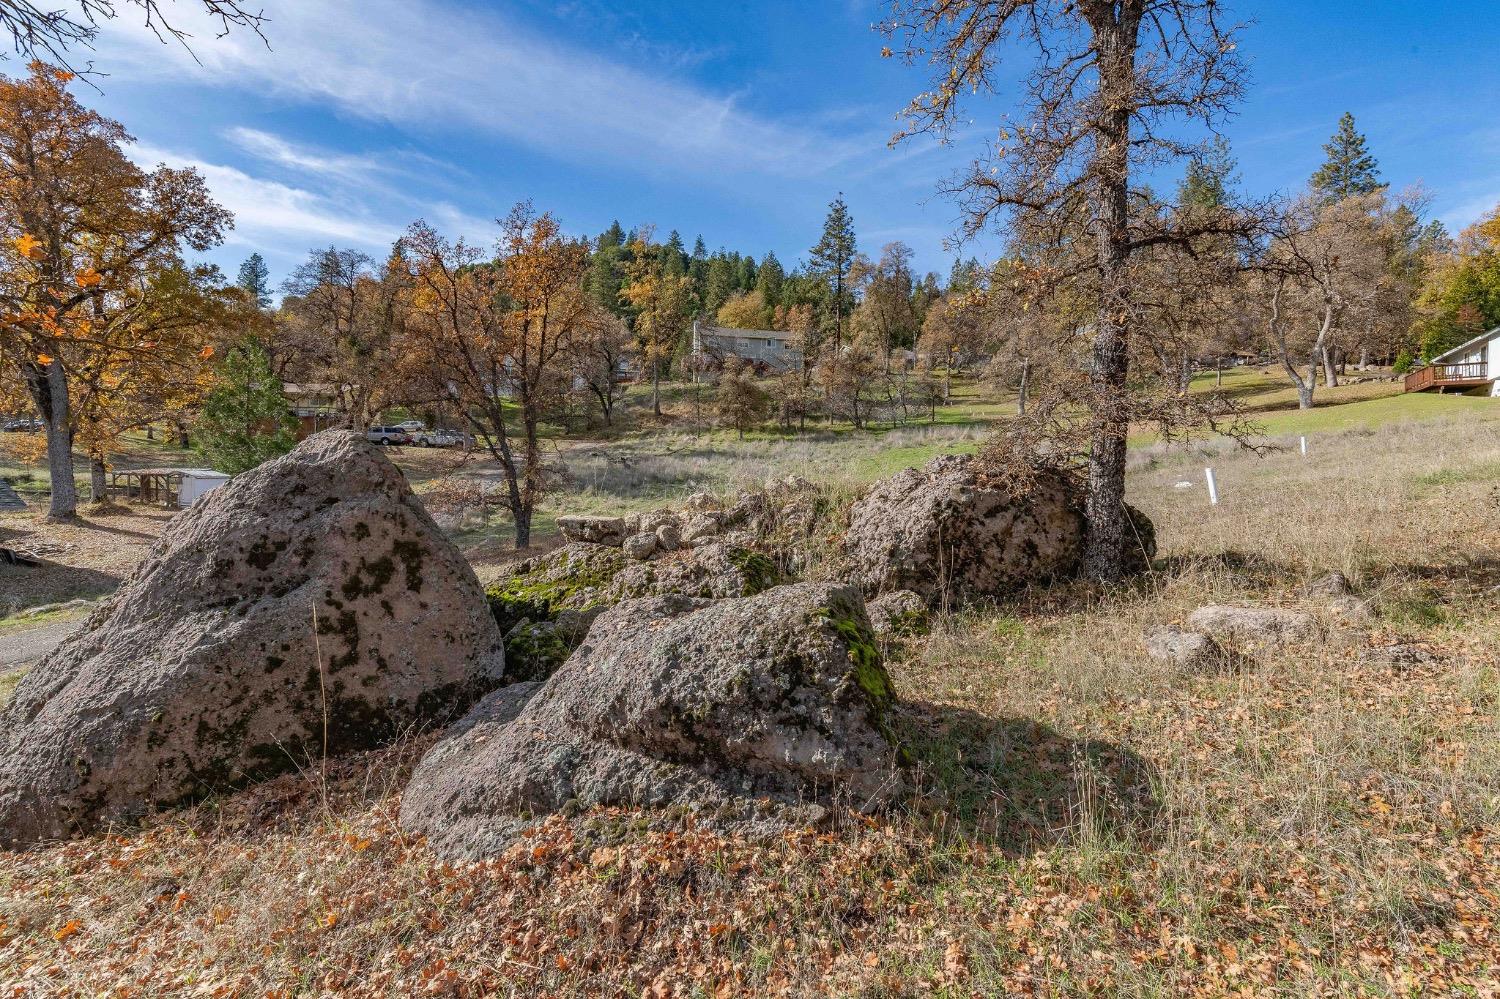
[846,455,1154,604]
[845,456,1075,604]
[0,431,504,846]
[400,583,902,860]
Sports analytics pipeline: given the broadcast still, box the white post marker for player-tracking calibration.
[1299,435,1308,456]
[1204,467,1219,506]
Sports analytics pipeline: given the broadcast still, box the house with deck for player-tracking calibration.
[691,319,803,372]
[1404,327,1500,395]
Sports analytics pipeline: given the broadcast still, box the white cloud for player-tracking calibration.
[127,141,402,253]
[1439,190,1500,233]
[97,0,879,182]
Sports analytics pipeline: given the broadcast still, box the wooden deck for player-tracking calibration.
[1404,361,1490,392]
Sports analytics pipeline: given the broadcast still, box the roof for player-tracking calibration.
[1430,326,1500,364]
[699,324,796,342]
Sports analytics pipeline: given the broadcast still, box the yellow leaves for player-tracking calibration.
[74,267,102,287]
[13,233,45,260]
[322,911,339,929]
[35,353,53,365]
[52,919,82,942]
[199,344,216,360]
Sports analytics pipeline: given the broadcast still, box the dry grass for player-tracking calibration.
[3,416,1500,997]
[0,507,175,617]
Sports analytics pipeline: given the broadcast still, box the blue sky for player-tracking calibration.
[69,0,1500,290]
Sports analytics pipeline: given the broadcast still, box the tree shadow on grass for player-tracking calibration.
[0,562,119,616]
[1153,550,1300,593]
[891,700,1161,856]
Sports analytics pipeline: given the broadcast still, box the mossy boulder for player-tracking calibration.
[845,454,1155,605]
[399,583,903,860]
[483,540,786,682]
[0,431,504,846]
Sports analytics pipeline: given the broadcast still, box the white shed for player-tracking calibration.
[177,469,231,507]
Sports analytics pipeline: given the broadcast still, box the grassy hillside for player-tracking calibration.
[3,414,1497,995]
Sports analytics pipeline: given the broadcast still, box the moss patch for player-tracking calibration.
[726,547,781,595]
[485,546,629,627]
[814,596,895,716]
[503,622,574,682]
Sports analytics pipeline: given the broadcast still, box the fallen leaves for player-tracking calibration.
[13,233,44,260]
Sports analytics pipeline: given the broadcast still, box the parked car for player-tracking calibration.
[2,417,41,432]
[412,428,468,448]
[396,420,426,434]
[365,425,412,446]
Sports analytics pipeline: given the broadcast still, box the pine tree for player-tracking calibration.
[756,251,785,309]
[1176,136,1238,211]
[195,341,297,474]
[236,252,271,309]
[598,220,626,250]
[1310,113,1383,203]
[809,194,857,346]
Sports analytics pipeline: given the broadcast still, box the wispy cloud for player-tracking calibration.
[99,0,882,183]
[128,141,403,255]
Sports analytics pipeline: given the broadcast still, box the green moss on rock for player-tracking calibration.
[504,622,574,682]
[726,547,781,595]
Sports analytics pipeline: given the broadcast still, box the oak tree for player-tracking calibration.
[884,0,1251,580]
[0,62,230,518]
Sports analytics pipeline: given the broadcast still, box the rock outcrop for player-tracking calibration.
[1143,625,1225,672]
[555,477,822,565]
[1185,605,1318,652]
[400,583,903,860]
[485,541,781,680]
[865,589,929,638]
[0,431,504,846]
[845,455,1154,605]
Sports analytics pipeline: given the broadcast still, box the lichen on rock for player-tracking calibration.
[399,583,904,860]
[0,430,504,846]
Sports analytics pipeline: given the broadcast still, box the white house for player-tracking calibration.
[691,319,803,371]
[1405,326,1500,396]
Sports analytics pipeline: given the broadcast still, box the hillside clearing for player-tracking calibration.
[2,413,1497,996]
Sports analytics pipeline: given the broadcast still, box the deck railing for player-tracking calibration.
[1404,361,1488,392]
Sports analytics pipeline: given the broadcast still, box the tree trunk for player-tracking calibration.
[1358,345,1369,371]
[651,362,662,417]
[1017,357,1030,417]
[176,421,191,448]
[513,505,531,549]
[34,360,78,520]
[1080,12,1138,584]
[89,455,109,504]
[44,422,77,520]
[1322,347,1338,388]
[1296,379,1315,409]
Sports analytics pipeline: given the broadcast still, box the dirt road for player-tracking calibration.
[0,616,81,667]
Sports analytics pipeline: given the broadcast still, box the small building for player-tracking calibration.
[283,383,344,439]
[178,469,231,507]
[1404,327,1500,395]
[110,467,231,508]
[691,319,802,372]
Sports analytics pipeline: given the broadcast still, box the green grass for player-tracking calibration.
[0,667,22,708]
[842,438,980,481]
[1248,390,1499,436]
[0,606,88,634]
